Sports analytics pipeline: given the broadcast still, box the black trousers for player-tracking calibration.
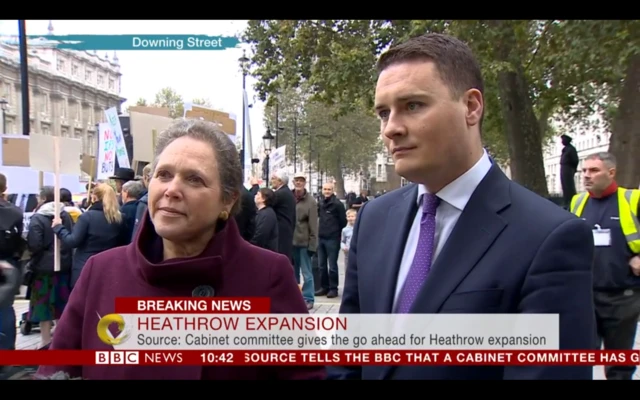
[560,167,577,208]
[594,289,640,380]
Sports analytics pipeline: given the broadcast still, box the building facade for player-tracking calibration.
[0,24,125,158]
[543,130,610,195]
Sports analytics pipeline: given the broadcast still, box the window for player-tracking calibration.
[71,63,79,77]
[56,58,65,72]
[87,133,95,156]
[41,125,49,135]
[40,94,48,113]
[61,128,67,137]
[85,69,93,81]
[108,78,115,91]
[60,100,67,118]
[97,74,104,86]
[377,165,382,177]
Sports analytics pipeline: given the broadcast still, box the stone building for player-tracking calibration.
[0,21,125,157]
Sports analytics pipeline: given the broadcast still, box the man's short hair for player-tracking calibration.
[0,173,6,193]
[377,33,484,125]
[585,152,617,168]
[122,180,145,200]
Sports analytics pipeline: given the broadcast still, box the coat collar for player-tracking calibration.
[128,212,243,289]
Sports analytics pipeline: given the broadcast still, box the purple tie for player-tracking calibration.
[396,193,440,313]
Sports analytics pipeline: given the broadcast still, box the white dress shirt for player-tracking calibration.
[392,151,493,310]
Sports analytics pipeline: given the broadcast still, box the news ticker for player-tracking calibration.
[1,350,639,366]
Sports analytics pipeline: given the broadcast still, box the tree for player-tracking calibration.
[135,98,148,106]
[153,87,184,118]
[243,20,555,195]
[262,86,381,196]
[192,97,212,108]
[540,20,640,187]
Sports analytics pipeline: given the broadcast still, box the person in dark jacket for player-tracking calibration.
[560,134,579,208]
[26,186,73,348]
[234,186,256,241]
[109,168,137,206]
[271,170,296,265]
[0,174,23,352]
[250,188,278,251]
[120,180,145,243]
[52,183,125,289]
[131,164,151,241]
[315,183,347,298]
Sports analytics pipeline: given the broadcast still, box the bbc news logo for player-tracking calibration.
[96,351,139,364]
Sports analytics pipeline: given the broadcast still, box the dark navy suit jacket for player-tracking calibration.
[331,165,596,380]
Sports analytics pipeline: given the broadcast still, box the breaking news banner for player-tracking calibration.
[3,298,633,367]
[0,350,638,366]
[0,35,241,51]
[99,297,560,351]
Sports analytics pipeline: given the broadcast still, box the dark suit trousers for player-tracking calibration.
[594,290,640,379]
[318,238,340,291]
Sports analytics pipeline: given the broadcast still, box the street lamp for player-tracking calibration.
[0,99,7,134]
[238,49,250,178]
[262,127,275,182]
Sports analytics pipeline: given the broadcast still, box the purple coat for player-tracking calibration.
[37,214,326,380]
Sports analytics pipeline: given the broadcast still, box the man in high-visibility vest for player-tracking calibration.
[570,152,640,380]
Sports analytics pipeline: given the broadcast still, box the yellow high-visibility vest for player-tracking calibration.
[570,188,640,254]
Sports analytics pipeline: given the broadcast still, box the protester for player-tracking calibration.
[52,183,126,289]
[0,173,23,352]
[315,182,347,299]
[251,187,278,251]
[291,173,318,310]
[131,164,151,241]
[36,119,325,380]
[120,180,145,242]
[26,186,73,348]
[270,170,296,264]
[60,188,82,224]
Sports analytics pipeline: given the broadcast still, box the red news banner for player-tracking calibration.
[114,297,272,313]
[0,350,639,366]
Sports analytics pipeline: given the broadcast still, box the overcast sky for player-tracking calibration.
[0,19,266,149]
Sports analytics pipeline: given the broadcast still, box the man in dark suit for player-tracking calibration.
[332,33,596,380]
[271,170,296,264]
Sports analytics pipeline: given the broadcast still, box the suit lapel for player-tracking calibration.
[412,165,511,314]
[377,185,419,314]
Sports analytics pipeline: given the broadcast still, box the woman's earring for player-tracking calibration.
[219,211,229,221]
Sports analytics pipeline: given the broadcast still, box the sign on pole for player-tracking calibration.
[29,134,82,271]
[104,107,130,168]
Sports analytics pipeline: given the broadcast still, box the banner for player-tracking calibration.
[97,123,116,180]
[269,145,286,177]
[104,107,130,168]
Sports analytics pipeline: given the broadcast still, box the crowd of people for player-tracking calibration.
[0,167,150,351]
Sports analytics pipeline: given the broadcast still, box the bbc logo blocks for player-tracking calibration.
[95,351,139,364]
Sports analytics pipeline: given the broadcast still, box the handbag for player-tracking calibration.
[21,259,35,287]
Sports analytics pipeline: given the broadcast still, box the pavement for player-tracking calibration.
[10,251,640,379]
